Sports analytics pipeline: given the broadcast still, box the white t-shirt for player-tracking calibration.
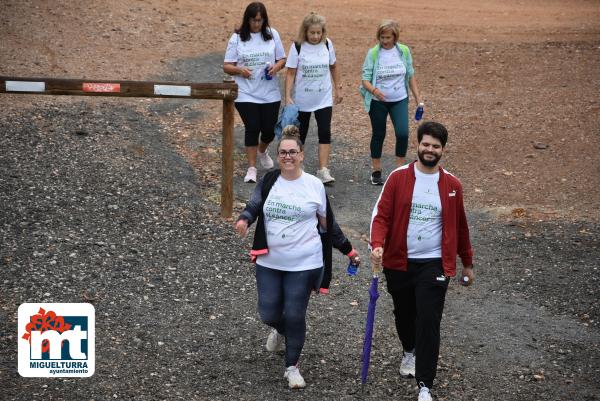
[224,28,286,103]
[407,168,442,258]
[257,172,327,271]
[285,39,336,112]
[375,47,407,102]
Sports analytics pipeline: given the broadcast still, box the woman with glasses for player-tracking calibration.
[235,125,360,389]
[284,12,342,185]
[224,2,286,183]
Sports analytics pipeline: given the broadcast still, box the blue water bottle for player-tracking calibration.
[264,62,272,80]
[415,102,424,121]
[347,260,359,276]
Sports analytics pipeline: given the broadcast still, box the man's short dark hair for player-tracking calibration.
[417,121,448,147]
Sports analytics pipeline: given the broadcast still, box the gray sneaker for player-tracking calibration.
[400,351,415,377]
[257,150,274,169]
[265,328,284,352]
[317,167,335,184]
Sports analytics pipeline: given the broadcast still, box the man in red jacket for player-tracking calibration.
[370,121,474,401]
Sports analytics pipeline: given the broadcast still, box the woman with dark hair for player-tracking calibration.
[235,125,360,389]
[224,2,286,183]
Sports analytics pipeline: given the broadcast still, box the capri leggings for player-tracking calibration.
[368,97,409,158]
[298,106,333,145]
[235,101,280,147]
[255,264,322,367]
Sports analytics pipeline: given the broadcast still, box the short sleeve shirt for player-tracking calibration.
[257,172,327,271]
[285,39,336,112]
[224,28,286,103]
[375,47,407,102]
[407,168,442,258]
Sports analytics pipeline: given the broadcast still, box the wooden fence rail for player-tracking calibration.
[0,76,238,217]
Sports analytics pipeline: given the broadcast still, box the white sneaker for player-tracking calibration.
[400,351,416,377]
[257,150,274,169]
[284,365,306,389]
[244,166,257,183]
[418,386,433,401]
[265,328,284,352]
[316,167,335,184]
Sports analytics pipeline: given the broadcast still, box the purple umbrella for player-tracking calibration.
[360,264,381,385]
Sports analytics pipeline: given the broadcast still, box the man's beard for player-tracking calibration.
[418,150,441,167]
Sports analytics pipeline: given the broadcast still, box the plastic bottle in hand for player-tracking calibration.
[347,260,359,276]
[415,103,424,121]
[264,62,272,80]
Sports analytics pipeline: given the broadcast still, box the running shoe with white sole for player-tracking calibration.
[418,385,433,401]
[284,365,306,389]
[265,328,285,352]
[400,351,416,377]
[257,150,274,169]
[370,170,383,185]
[317,167,335,184]
[244,166,257,183]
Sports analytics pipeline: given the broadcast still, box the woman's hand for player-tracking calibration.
[349,252,360,267]
[239,67,252,79]
[285,96,295,105]
[335,86,344,105]
[372,88,386,101]
[235,219,249,237]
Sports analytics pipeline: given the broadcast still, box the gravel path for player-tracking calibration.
[1,95,599,401]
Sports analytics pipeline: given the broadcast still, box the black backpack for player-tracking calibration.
[294,39,329,55]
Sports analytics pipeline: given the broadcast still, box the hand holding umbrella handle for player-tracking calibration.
[370,247,383,277]
[371,261,381,277]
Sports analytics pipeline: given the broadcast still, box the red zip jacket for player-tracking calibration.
[370,162,473,277]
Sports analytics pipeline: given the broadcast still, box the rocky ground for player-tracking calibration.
[1,1,599,400]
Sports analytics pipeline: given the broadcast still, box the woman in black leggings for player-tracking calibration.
[223,2,287,183]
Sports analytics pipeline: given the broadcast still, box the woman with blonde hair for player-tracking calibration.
[285,12,342,184]
[361,20,423,185]
[235,125,360,388]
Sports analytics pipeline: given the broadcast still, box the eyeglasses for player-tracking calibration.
[249,18,264,24]
[278,149,301,158]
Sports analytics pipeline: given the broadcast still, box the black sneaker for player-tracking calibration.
[370,170,384,185]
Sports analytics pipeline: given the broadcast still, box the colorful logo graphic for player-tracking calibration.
[18,303,95,377]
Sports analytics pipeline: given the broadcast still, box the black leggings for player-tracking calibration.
[298,106,332,145]
[235,101,280,147]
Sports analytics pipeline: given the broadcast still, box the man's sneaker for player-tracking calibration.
[257,150,274,169]
[418,385,433,401]
[284,365,306,389]
[265,328,285,352]
[244,167,257,183]
[370,170,383,185]
[400,351,416,377]
[317,167,335,184]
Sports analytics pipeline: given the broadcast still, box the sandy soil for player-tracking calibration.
[2,0,599,221]
[1,1,599,400]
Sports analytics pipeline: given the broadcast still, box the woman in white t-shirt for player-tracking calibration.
[361,20,423,185]
[235,126,360,389]
[284,12,342,185]
[224,2,286,183]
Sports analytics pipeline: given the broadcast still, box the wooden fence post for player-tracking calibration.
[221,98,234,218]
[0,75,238,217]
